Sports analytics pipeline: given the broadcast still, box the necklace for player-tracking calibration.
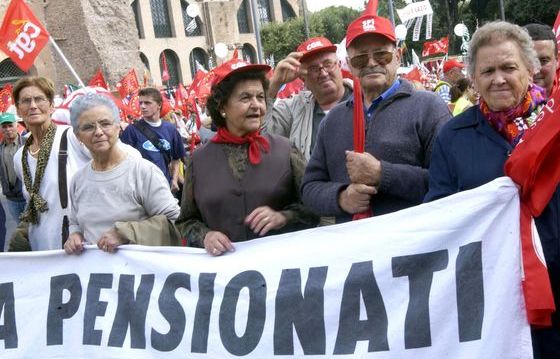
[29,145,40,156]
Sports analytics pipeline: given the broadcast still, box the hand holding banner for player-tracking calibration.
[0,0,50,72]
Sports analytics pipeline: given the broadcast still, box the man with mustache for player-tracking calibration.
[301,3,451,223]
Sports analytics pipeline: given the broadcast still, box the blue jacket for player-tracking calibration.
[302,80,451,223]
[425,106,560,327]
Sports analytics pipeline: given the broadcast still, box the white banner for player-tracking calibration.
[425,13,433,39]
[0,178,533,358]
[413,16,423,42]
[396,0,434,23]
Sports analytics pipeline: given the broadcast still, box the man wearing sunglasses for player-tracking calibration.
[301,9,451,223]
[263,37,352,162]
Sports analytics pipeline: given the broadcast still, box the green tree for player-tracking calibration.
[261,6,360,62]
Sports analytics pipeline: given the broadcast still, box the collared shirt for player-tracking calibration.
[365,80,401,121]
[311,86,353,155]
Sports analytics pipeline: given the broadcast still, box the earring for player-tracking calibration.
[221,112,226,118]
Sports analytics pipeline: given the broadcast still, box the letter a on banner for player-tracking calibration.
[0,0,50,72]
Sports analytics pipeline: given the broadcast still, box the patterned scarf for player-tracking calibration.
[211,127,270,165]
[479,84,547,146]
[20,123,57,224]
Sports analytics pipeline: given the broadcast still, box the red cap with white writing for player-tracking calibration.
[296,37,338,62]
[211,58,271,87]
[345,0,396,48]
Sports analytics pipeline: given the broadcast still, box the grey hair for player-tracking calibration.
[69,92,120,132]
[466,21,540,77]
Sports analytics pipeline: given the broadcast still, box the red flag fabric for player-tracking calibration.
[404,67,422,82]
[88,68,108,90]
[161,53,170,82]
[116,69,140,99]
[187,69,215,107]
[351,77,373,220]
[364,0,378,15]
[276,78,304,99]
[0,0,50,72]
[0,83,14,112]
[504,89,560,326]
[232,48,239,60]
[422,37,448,58]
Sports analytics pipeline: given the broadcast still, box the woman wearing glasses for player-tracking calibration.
[63,93,180,254]
[11,76,92,251]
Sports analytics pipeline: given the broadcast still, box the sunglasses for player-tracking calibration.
[349,50,395,69]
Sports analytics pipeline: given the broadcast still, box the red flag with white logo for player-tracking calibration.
[422,37,448,58]
[116,69,140,99]
[0,0,50,72]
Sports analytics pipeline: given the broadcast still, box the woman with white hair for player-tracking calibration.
[424,21,559,358]
[64,93,180,254]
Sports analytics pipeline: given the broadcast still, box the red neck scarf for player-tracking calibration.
[211,127,270,165]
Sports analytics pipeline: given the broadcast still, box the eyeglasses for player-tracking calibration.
[349,50,395,69]
[78,120,116,133]
[18,96,49,107]
[306,60,338,76]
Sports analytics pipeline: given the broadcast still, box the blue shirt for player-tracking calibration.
[120,119,186,182]
[365,80,401,121]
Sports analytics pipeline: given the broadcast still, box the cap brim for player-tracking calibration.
[221,64,272,83]
[300,45,338,61]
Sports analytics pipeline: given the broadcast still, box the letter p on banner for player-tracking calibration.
[0,0,50,72]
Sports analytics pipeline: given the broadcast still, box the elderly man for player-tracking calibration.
[434,59,465,104]
[301,7,451,223]
[524,23,558,98]
[263,37,352,161]
[0,113,25,222]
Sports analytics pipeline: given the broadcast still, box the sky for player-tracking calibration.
[306,0,366,12]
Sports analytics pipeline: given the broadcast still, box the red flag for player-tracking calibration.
[88,68,108,90]
[422,37,448,58]
[116,69,140,99]
[276,78,304,99]
[504,89,560,326]
[0,84,14,112]
[404,67,422,82]
[351,77,373,220]
[0,0,50,72]
[232,48,239,60]
[161,53,170,82]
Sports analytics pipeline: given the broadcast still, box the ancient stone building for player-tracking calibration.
[0,0,302,93]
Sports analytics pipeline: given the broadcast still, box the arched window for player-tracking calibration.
[258,0,272,24]
[237,0,251,34]
[160,50,180,86]
[131,0,144,39]
[181,1,203,37]
[281,0,296,21]
[0,58,27,87]
[189,48,208,78]
[150,0,172,38]
[242,44,256,63]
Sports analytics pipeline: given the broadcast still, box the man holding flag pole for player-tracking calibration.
[301,0,450,223]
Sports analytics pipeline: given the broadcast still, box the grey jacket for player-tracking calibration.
[0,136,24,201]
[263,83,352,162]
[301,80,451,223]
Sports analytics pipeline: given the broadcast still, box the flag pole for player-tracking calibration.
[48,36,85,87]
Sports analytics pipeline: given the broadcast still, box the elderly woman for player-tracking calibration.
[12,76,90,251]
[63,93,180,254]
[175,59,318,256]
[424,21,559,358]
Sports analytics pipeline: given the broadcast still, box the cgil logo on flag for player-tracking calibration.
[0,0,50,72]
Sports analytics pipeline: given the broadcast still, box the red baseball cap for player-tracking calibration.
[296,37,338,62]
[211,58,271,87]
[443,59,465,73]
[346,14,396,48]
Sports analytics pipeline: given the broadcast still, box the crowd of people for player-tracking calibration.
[0,2,558,357]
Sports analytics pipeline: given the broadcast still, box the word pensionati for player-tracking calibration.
[0,242,483,355]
